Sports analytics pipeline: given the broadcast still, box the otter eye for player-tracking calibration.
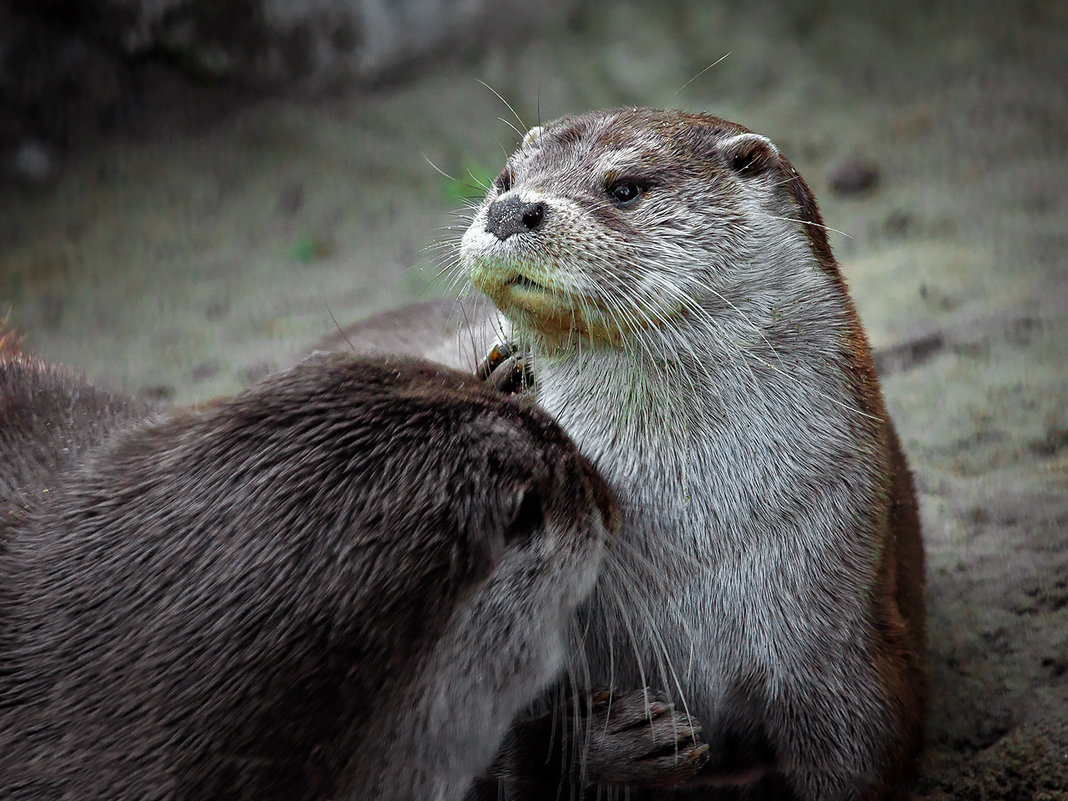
[495,169,513,193]
[607,180,644,207]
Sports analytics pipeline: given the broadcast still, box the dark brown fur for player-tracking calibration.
[0,353,613,800]
[0,337,149,507]
[309,295,500,374]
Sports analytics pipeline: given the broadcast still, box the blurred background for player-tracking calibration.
[1,1,1066,797]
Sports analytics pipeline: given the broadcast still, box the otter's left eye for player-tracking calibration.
[495,169,513,193]
[607,180,644,206]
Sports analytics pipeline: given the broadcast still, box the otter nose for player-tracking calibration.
[485,196,547,240]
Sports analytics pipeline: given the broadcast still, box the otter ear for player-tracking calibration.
[716,132,780,177]
[521,125,545,148]
[455,474,547,578]
[502,483,545,546]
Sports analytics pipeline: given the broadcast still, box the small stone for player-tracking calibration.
[190,361,220,382]
[829,158,880,196]
[884,209,913,237]
[277,181,304,217]
[205,297,231,321]
[12,140,57,183]
[139,385,175,402]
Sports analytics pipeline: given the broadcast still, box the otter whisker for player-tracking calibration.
[765,214,854,240]
[675,51,732,94]
[476,79,526,135]
[421,152,458,183]
[601,556,698,723]
[495,116,525,142]
[467,169,492,192]
[323,301,355,352]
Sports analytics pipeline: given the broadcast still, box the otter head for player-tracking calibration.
[0,354,616,801]
[460,108,839,356]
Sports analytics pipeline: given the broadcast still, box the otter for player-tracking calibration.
[0,353,615,801]
[310,295,500,373]
[453,108,927,800]
[0,325,148,503]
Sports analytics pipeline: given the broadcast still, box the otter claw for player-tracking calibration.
[591,688,613,706]
[583,689,709,787]
[476,342,515,379]
[477,341,534,394]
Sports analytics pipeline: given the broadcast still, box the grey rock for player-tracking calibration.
[829,157,881,195]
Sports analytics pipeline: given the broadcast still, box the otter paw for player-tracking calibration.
[582,688,709,787]
[476,341,533,394]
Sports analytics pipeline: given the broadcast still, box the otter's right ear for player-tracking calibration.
[521,126,545,148]
[716,133,780,177]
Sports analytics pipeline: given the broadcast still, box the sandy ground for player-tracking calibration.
[2,0,1066,796]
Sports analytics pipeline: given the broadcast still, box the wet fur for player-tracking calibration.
[0,335,149,505]
[459,108,927,800]
[0,352,613,801]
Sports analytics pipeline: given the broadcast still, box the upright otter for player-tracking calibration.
[0,353,615,801]
[458,108,927,800]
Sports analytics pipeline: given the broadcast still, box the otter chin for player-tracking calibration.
[458,108,927,801]
[469,264,672,353]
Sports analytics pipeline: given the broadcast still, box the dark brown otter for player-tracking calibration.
[0,327,148,505]
[0,353,614,801]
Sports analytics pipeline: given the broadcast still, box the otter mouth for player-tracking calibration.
[506,273,548,293]
[493,274,630,349]
[470,262,612,349]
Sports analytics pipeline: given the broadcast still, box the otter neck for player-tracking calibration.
[524,294,883,571]
[527,305,888,706]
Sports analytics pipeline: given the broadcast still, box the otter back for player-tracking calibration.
[0,349,148,505]
[0,354,613,801]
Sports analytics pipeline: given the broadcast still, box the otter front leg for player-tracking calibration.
[580,689,710,785]
[465,689,708,800]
